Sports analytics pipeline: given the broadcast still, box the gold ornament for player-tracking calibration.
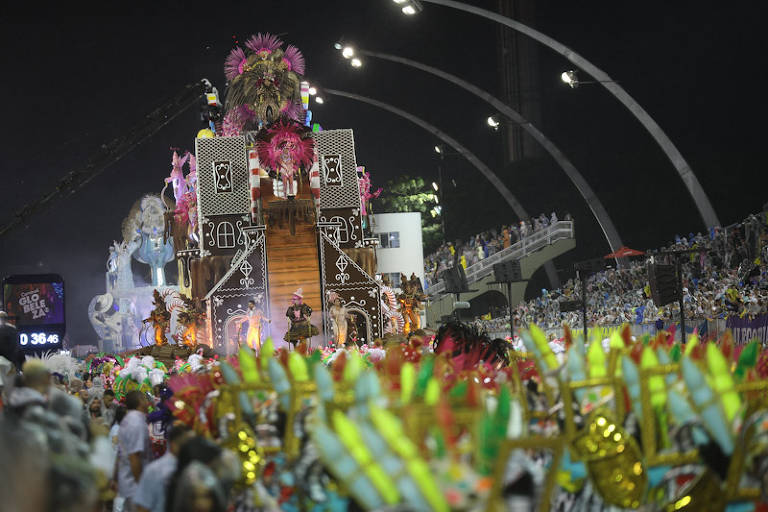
[571,409,646,509]
[223,425,265,487]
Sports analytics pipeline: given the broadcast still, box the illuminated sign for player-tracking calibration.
[3,274,66,353]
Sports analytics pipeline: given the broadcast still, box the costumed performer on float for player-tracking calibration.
[328,292,353,347]
[398,274,424,336]
[284,288,318,347]
[241,299,270,351]
[143,289,171,346]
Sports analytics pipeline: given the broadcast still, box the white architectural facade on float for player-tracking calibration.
[373,212,425,290]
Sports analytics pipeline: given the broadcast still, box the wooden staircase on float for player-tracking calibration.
[261,179,323,347]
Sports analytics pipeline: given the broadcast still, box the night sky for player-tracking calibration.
[1,1,764,346]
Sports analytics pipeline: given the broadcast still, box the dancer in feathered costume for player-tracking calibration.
[176,294,206,348]
[144,289,171,346]
[222,33,306,133]
[256,119,316,198]
[398,274,424,336]
[380,277,403,334]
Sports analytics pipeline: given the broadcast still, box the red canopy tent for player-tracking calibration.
[604,246,645,259]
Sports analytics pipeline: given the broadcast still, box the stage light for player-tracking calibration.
[432,182,438,191]
[342,46,355,59]
[333,42,343,50]
[561,70,579,88]
[308,86,317,95]
[350,58,362,68]
[434,145,442,154]
[396,0,422,15]
[315,97,324,104]
[487,116,500,129]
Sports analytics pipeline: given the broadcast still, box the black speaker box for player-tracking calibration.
[440,266,468,293]
[493,260,522,282]
[648,263,679,306]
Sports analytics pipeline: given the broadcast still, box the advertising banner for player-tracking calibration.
[725,314,768,345]
[3,281,65,325]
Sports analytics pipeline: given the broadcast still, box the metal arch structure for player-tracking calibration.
[323,88,562,289]
[359,48,624,254]
[415,0,720,229]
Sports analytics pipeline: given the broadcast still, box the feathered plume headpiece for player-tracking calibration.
[224,33,306,80]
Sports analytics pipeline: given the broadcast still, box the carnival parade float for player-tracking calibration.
[87,33,424,362]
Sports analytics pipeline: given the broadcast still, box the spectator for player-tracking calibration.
[117,390,152,511]
[102,388,117,425]
[134,423,193,512]
[165,436,224,512]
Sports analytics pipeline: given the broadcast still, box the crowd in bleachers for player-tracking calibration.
[471,212,768,332]
[424,211,571,287]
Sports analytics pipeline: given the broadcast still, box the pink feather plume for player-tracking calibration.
[280,101,305,122]
[244,33,283,54]
[282,44,306,75]
[224,46,247,81]
[256,120,316,172]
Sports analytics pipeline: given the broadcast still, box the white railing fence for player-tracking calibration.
[427,221,575,296]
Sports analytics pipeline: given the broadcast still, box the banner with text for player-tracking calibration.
[726,314,768,345]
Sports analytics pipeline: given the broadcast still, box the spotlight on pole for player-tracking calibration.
[342,46,355,59]
[308,86,317,96]
[333,42,343,50]
[561,70,579,88]
[395,0,422,14]
[350,58,362,68]
[315,97,324,104]
[434,145,442,154]
[432,182,439,191]
[486,115,501,131]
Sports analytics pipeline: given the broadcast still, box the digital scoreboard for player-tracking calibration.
[2,274,66,353]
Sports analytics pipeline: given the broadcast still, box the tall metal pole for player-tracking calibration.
[324,88,561,289]
[507,281,514,339]
[437,151,447,238]
[359,48,624,254]
[413,0,720,230]
[580,270,588,341]
[676,255,686,344]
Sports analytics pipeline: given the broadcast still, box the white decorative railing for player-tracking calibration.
[426,221,575,296]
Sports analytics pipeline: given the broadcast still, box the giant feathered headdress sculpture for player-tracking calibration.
[222,32,306,134]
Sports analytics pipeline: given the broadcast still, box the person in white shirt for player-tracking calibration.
[117,390,152,511]
[134,423,193,512]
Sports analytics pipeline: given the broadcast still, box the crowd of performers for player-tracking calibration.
[3,315,768,511]
[138,272,427,352]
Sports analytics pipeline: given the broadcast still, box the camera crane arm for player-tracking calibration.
[0,79,220,239]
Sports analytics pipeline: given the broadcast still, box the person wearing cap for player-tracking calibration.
[283,288,318,347]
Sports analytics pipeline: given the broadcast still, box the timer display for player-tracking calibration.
[19,332,61,346]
